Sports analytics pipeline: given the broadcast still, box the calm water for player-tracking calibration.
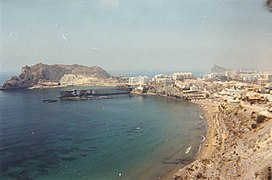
[0,73,16,84]
[0,87,205,180]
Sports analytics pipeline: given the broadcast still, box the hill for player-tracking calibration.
[1,63,110,90]
[210,64,228,74]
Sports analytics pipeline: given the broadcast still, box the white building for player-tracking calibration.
[239,74,258,82]
[154,74,169,79]
[141,76,149,84]
[128,76,149,84]
[156,78,172,84]
[175,81,190,89]
[190,85,198,92]
[154,74,173,84]
[204,72,225,80]
[172,72,193,80]
[128,77,138,84]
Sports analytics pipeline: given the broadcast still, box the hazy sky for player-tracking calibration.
[0,0,271,73]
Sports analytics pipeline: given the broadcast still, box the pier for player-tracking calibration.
[59,87,132,99]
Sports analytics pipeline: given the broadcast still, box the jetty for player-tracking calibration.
[59,87,132,99]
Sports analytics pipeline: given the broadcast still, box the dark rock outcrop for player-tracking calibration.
[1,63,110,90]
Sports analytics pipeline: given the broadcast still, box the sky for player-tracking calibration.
[0,0,271,74]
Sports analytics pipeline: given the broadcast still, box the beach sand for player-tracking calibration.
[162,99,217,180]
[191,99,217,160]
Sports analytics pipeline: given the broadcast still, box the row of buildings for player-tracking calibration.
[128,70,272,86]
[128,72,194,85]
[124,69,272,113]
[204,70,272,85]
[128,76,149,84]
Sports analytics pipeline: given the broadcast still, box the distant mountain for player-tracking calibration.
[210,64,228,74]
[267,0,272,12]
[0,63,110,90]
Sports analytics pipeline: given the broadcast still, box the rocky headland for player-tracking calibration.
[0,63,111,90]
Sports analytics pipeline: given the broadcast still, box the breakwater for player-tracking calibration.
[59,87,132,98]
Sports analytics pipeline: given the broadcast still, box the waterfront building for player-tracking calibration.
[128,76,149,84]
[139,76,149,84]
[128,77,138,84]
[153,74,173,84]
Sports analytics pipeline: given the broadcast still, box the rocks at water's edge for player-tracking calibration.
[0,63,110,90]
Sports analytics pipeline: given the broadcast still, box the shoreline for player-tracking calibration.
[191,99,217,160]
[136,97,211,180]
[0,83,122,91]
[162,98,217,180]
[172,98,272,179]
[166,99,219,180]
[28,82,121,90]
[2,84,271,179]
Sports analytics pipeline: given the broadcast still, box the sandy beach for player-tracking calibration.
[171,99,272,180]
[191,99,217,160]
[161,99,217,180]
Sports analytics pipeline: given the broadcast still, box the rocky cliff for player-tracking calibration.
[1,63,110,90]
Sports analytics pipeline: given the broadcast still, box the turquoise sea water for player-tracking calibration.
[0,87,205,180]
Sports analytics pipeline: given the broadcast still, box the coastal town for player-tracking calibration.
[119,64,272,179]
[52,64,272,179]
[121,65,272,108]
[1,0,271,179]
[1,63,271,179]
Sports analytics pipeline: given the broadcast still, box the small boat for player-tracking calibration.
[199,114,203,119]
[201,135,206,142]
[42,99,58,103]
[185,146,192,154]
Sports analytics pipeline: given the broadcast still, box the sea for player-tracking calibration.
[0,74,206,180]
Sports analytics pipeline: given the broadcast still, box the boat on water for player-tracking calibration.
[201,135,206,142]
[42,99,58,103]
[199,114,203,119]
[185,146,192,154]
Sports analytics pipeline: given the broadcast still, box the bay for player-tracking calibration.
[0,87,205,180]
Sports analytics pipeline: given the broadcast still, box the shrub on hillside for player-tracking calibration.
[256,115,266,124]
[251,123,257,129]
